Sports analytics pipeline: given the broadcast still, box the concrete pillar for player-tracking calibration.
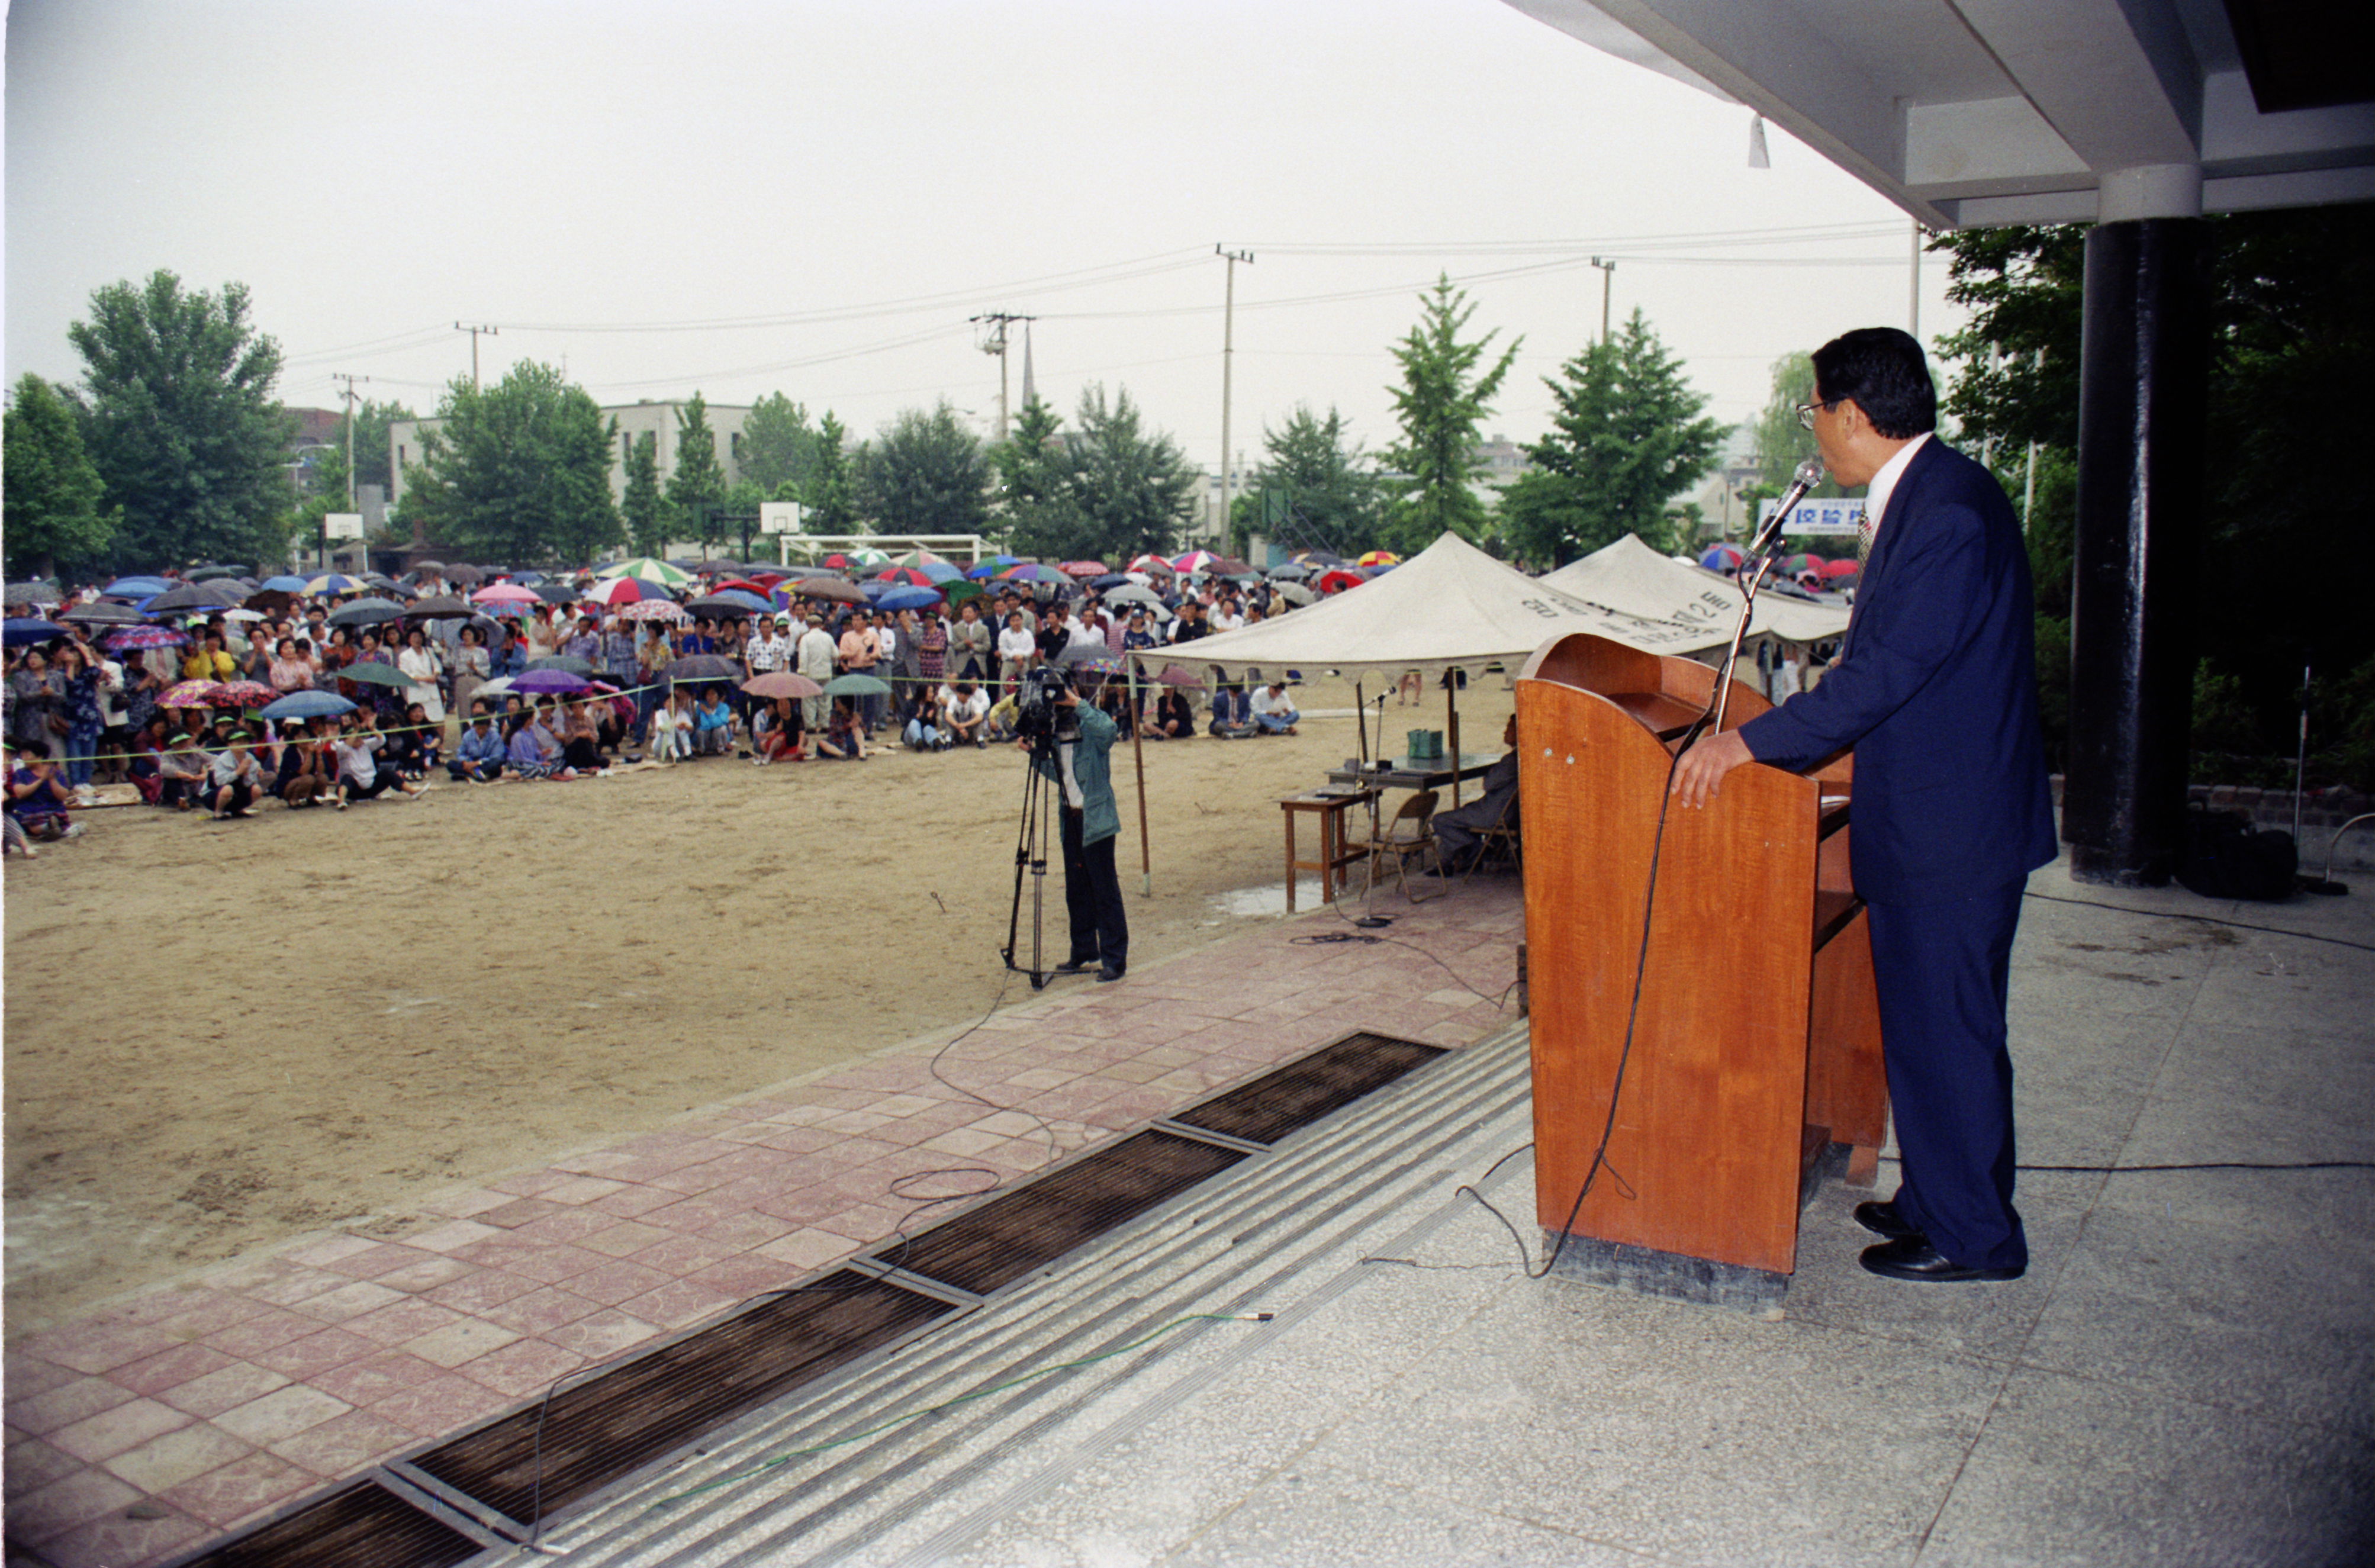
[2063,166,2209,886]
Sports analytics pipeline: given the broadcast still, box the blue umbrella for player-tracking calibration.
[920,561,964,584]
[1089,574,1132,590]
[259,690,358,723]
[104,577,173,597]
[964,555,1022,579]
[710,588,773,614]
[2,619,69,646]
[877,586,941,611]
[858,579,890,600]
[260,574,310,592]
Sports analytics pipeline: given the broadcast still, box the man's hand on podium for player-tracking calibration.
[1671,729,1752,809]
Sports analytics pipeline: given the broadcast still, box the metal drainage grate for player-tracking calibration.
[163,1480,482,1568]
[1170,1031,1449,1147]
[407,1270,954,1528]
[885,1129,1248,1297]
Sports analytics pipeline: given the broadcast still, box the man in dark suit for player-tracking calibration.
[1672,327,2056,1284]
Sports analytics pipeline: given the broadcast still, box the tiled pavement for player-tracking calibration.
[3,880,1524,1567]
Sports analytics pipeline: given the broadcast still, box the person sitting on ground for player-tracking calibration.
[693,687,735,756]
[157,732,209,810]
[8,741,82,841]
[449,709,507,782]
[207,729,262,819]
[1429,714,1521,874]
[1143,686,1194,740]
[984,685,1022,743]
[903,691,945,751]
[277,718,332,807]
[334,714,423,807]
[1248,678,1301,736]
[385,701,439,779]
[651,688,694,762]
[816,695,868,760]
[127,720,165,803]
[504,709,570,781]
[753,697,805,763]
[941,681,990,748]
[558,698,606,773]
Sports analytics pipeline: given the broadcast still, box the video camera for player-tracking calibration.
[1014,666,1081,747]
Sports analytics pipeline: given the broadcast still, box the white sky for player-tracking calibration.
[4,0,1964,471]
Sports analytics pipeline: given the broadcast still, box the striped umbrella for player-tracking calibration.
[1356,550,1400,568]
[1172,550,1221,574]
[587,575,675,606]
[606,556,693,586]
[304,573,369,595]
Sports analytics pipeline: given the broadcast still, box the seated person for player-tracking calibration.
[449,710,507,781]
[503,710,568,781]
[8,741,81,841]
[903,694,945,751]
[558,699,605,772]
[984,688,1022,743]
[753,698,804,763]
[207,730,262,818]
[1430,715,1520,872]
[157,732,210,810]
[276,719,333,806]
[816,696,868,760]
[1248,679,1301,735]
[693,689,735,756]
[336,716,427,805]
[941,681,990,748]
[1143,687,1194,740]
[650,689,693,762]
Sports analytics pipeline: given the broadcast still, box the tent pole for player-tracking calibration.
[1448,671,1462,810]
[1356,678,1367,764]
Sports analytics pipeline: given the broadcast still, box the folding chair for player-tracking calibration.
[1357,789,1441,901]
[1462,794,1522,884]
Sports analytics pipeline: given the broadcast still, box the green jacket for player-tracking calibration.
[1038,703,1120,845]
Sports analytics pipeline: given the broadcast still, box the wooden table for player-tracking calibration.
[1279,788,1378,912]
[1324,754,1501,793]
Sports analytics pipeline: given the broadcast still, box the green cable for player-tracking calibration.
[642,1311,1267,1512]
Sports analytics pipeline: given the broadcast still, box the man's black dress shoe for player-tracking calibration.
[1096,967,1125,983]
[1859,1237,2025,1283]
[1853,1200,1923,1241]
[1055,957,1095,974]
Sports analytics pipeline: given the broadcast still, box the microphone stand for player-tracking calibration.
[1708,551,1779,735]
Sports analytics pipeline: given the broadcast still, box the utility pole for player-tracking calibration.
[1589,256,1616,344]
[1216,245,1253,543]
[970,312,1034,443]
[1909,219,1923,337]
[330,374,368,508]
[454,322,498,391]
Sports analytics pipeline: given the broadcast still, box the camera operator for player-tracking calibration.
[1016,671,1128,983]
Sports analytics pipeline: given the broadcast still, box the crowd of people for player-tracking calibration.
[2,559,1322,851]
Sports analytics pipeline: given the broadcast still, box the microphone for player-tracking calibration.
[1745,458,1827,563]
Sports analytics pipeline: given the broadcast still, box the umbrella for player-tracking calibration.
[513,668,593,694]
[1314,569,1367,594]
[147,583,240,613]
[1778,552,1822,578]
[159,679,233,707]
[2,619,70,646]
[1153,664,1209,688]
[532,582,579,604]
[404,595,475,619]
[688,590,773,616]
[876,587,941,612]
[1172,550,1222,573]
[741,670,824,701]
[1060,560,1110,578]
[60,602,148,625]
[4,582,60,606]
[609,556,693,586]
[239,588,296,616]
[1272,581,1318,606]
[1101,584,1172,616]
[1057,646,1123,676]
[215,680,279,709]
[618,600,688,623]
[526,655,597,678]
[102,624,190,651]
[1266,561,1312,579]
[1124,553,1172,575]
[327,597,407,626]
[892,549,951,568]
[712,578,778,597]
[795,577,866,604]
[104,576,175,597]
[1356,550,1400,568]
[475,675,517,698]
[411,560,446,574]
[443,564,486,586]
[304,574,368,595]
[473,584,540,604]
[584,575,671,606]
[1820,557,1861,580]
[874,566,940,588]
[1089,574,1132,590]
[189,565,244,581]
[964,555,1021,579]
[821,672,890,697]
[999,562,1066,584]
[941,578,986,606]
[667,654,742,682]
[258,690,356,723]
[1698,543,1747,573]
[332,661,414,690]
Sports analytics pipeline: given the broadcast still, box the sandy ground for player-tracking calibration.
[2,675,1515,1337]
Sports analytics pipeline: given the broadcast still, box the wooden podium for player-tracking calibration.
[1515,633,1885,1300]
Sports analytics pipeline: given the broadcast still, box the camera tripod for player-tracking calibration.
[1002,733,1070,989]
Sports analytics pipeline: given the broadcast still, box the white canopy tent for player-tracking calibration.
[1539,533,1850,655]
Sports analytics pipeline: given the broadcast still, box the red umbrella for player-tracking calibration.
[713,578,775,597]
[586,576,674,606]
[874,566,941,588]
[741,671,825,700]
[1060,560,1109,578]
[1820,557,1861,579]
[1314,569,1366,595]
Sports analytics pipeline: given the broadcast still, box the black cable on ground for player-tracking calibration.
[2022,890,2374,954]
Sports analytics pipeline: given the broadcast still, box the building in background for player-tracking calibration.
[385,398,753,509]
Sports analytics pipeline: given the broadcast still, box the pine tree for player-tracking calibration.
[622,431,665,555]
[1380,275,1519,553]
[665,392,728,549]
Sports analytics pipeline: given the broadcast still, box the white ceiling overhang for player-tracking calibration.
[1502,0,2375,227]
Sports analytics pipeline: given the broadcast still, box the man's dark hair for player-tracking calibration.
[1811,327,1936,439]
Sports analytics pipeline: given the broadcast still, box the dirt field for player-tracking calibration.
[2,675,1515,1336]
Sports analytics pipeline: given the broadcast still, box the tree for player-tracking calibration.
[1063,385,1198,562]
[666,392,728,549]
[802,411,857,532]
[738,392,822,497]
[855,403,990,539]
[621,431,665,555]
[3,374,117,581]
[1236,404,1383,559]
[995,395,1086,556]
[343,398,416,495]
[1380,275,1520,553]
[401,361,622,565]
[1497,310,1723,566]
[68,270,295,570]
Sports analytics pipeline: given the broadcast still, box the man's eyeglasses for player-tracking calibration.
[1796,399,1841,430]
